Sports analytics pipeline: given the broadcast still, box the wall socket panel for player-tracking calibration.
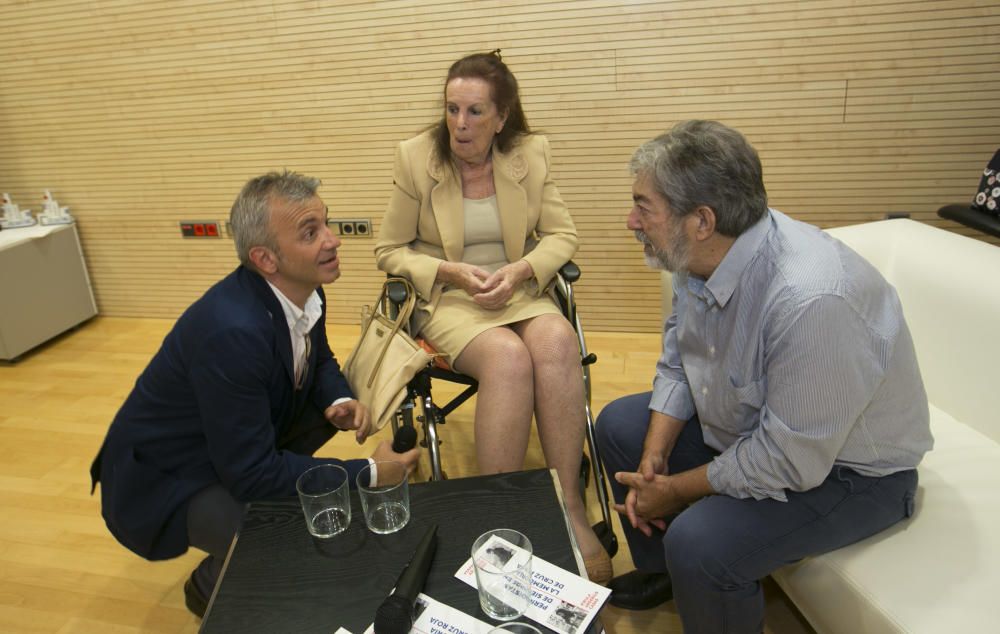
[328,218,372,237]
[180,220,222,238]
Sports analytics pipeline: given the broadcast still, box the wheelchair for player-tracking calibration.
[383,262,619,557]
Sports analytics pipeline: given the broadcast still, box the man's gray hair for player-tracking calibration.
[230,170,321,266]
[630,120,768,237]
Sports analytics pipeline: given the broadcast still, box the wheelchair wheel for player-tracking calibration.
[592,520,619,558]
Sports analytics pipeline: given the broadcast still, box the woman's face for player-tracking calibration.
[445,77,507,166]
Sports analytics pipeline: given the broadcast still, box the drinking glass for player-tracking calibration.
[471,528,533,621]
[296,463,351,538]
[357,460,410,534]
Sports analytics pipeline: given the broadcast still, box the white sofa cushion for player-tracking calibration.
[773,404,1000,633]
[827,219,1000,442]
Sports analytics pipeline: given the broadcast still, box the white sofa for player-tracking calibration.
[663,219,1000,632]
[775,219,1000,632]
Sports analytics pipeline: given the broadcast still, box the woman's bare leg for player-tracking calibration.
[512,314,605,561]
[453,327,535,473]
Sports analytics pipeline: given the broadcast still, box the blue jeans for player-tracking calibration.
[596,392,917,633]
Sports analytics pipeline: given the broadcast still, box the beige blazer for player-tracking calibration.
[375,130,578,330]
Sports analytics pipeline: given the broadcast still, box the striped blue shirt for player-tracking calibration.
[652,210,933,501]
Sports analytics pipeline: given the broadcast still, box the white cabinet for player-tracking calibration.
[0,223,98,360]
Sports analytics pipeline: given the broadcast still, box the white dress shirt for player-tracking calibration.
[266,282,351,406]
[266,282,371,479]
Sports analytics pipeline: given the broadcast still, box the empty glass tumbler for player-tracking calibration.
[471,528,533,621]
[296,463,351,538]
[357,460,411,534]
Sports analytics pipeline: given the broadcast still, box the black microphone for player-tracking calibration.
[392,425,417,453]
[374,524,438,634]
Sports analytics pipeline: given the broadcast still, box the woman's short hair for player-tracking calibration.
[630,120,768,237]
[230,170,321,266]
[431,50,531,164]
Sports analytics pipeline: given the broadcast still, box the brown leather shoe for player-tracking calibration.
[583,548,613,586]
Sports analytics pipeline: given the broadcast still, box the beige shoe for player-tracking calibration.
[583,548,614,586]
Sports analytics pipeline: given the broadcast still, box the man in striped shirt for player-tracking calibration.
[595,120,933,631]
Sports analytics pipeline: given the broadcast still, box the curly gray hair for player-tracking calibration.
[630,120,768,237]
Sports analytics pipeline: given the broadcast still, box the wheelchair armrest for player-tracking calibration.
[559,260,581,284]
[386,279,409,305]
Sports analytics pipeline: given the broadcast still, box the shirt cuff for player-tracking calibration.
[707,449,789,502]
[650,377,696,421]
[330,397,353,408]
[367,457,377,487]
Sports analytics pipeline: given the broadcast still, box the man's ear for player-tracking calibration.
[249,245,278,274]
[691,205,717,240]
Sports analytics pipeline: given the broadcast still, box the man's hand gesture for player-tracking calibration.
[324,399,372,443]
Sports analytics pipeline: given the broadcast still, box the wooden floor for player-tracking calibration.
[0,317,814,633]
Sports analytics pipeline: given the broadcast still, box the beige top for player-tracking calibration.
[462,195,507,273]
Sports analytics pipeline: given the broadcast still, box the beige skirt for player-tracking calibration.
[418,286,562,366]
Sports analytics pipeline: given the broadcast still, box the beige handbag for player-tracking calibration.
[344,278,434,431]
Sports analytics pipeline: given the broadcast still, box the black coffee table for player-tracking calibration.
[200,468,604,633]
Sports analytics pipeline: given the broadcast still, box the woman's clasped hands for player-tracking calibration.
[440,260,534,310]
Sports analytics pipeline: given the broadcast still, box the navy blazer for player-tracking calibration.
[91,266,368,560]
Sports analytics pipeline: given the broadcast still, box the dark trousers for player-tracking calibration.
[186,404,334,597]
[595,392,917,633]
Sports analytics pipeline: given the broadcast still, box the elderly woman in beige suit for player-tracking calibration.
[376,51,612,584]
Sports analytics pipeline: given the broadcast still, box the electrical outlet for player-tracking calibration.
[328,218,372,237]
[180,220,222,238]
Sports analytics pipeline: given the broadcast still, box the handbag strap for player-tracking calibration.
[364,277,420,388]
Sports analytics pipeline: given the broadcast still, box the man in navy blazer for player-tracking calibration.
[90,171,420,618]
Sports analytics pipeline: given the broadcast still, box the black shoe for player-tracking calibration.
[608,570,673,610]
[183,573,208,618]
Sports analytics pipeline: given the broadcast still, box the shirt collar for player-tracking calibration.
[702,209,772,308]
[266,281,323,336]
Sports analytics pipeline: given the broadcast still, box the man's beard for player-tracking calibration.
[635,224,690,274]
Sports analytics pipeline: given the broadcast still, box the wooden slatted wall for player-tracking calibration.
[2,0,998,333]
